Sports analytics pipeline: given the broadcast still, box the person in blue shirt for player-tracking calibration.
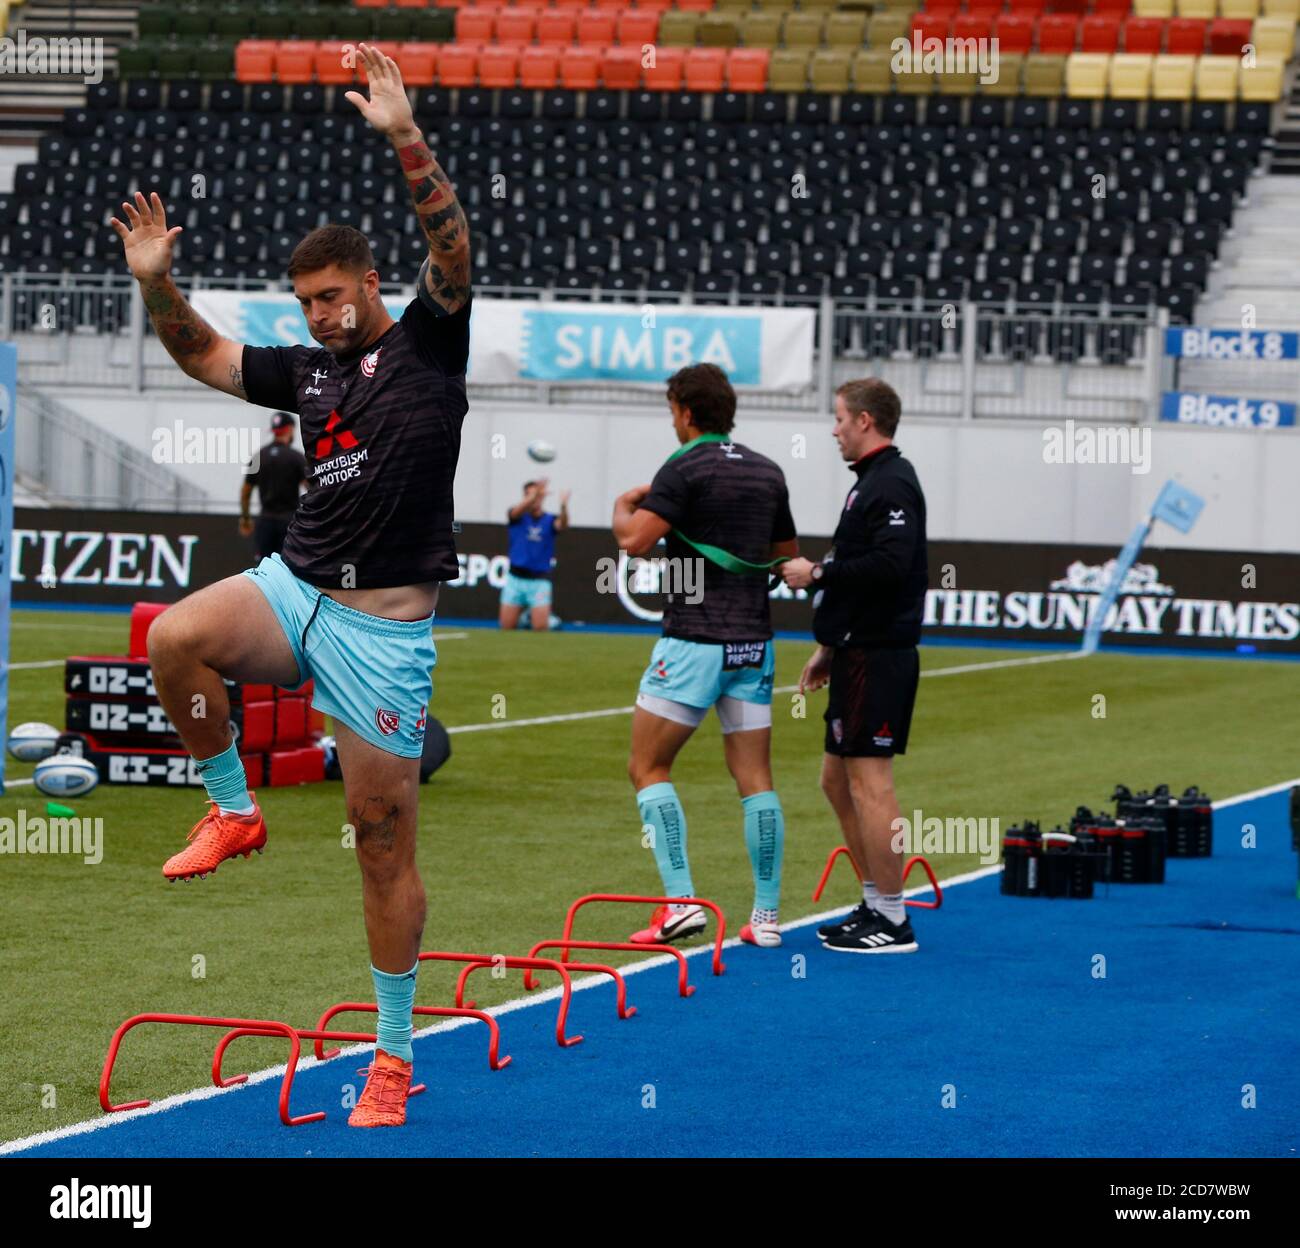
[500,477,569,630]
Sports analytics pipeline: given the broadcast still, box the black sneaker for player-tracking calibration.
[817,900,873,942]
[822,910,918,954]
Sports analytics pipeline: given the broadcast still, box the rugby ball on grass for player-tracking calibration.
[527,439,557,463]
[7,722,62,763]
[33,754,100,798]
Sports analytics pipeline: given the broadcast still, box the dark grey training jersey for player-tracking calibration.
[641,437,796,643]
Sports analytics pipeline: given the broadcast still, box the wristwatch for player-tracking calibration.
[810,562,824,583]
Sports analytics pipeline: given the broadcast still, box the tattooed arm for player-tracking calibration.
[345,43,471,316]
[111,191,248,397]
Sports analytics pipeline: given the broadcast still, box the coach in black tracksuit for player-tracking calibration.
[782,378,929,955]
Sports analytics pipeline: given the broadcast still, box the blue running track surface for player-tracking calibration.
[11,789,1299,1158]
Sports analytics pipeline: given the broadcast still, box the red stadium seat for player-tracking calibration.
[1208,18,1253,56]
[578,10,619,46]
[994,12,1036,53]
[478,46,518,87]
[1037,14,1080,53]
[592,0,626,8]
[618,10,661,46]
[967,0,1004,17]
[1092,0,1131,11]
[601,45,642,88]
[1080,14,1122,52]
[1007,0,1047,12]
[314,41,356,85]
[675,0,712,10]
[953,15,994,42]
[519,45,560,88]
[684,46,726,92]
[643,45,686,90]
[912,11,955,41]
[496,8,537,44]
[396,0,431,8]
[1122,16,1163,52]
[634,0,672,10]
[1166,18,1207,54]
[274,40,316,84]
[537,11,577,45]
[437,44,479,86]
[726,47,770,92]
[455,6,497,42]
[395,43,439,86]
[559,45,602,88]
[234,39,277,83]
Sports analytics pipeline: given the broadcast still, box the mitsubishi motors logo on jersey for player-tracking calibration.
[873,721,894,747]
[315,410,360,459]
[414,705,427,742]
[375,707,400,736]
[361,347,382,377]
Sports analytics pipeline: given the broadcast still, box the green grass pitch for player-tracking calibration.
[0,608,1295,1143]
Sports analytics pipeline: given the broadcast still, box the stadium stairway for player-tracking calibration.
[0,0,139,142]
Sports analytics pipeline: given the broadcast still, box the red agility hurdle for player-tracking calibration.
[456,956,638,1019]
[812,846,944,910]
[522,894,727,990]
[308,1003,510,1070]
[418,952,584,1046]
[526,938,696,999]
[99,1012,422,1127]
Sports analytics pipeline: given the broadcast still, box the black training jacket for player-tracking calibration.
[812,444,929,648]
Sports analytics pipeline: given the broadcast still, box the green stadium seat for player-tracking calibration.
[698,13,740,46]
[156,45,196,77]
[137,5,176,39]
[173,5,212,39]
[194,40,236,78]
[658,11,700,45]
[412,10,455,41]
[254,11,294,39]
[373,10,414,40]
[117,42,159,78]
[332,11,374,41]
[212,5,257,39]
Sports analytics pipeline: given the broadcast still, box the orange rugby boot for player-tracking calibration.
[162,797,267,882]
[348,1050,414,1127]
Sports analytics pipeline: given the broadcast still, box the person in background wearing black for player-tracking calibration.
[781,378,929,955]
[240,411,307,559]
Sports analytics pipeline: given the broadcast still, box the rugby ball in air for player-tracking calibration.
[7,721,62,763]
[527,439,557,463]
[33,754,100,798]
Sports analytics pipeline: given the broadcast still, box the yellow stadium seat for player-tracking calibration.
[826,11,868,46]
[1174,0,1216,16]
[782,12,826,46]
[768,47,811,90]
[1109,53,1154,98]
[1153,54,1197,98]
[1262,0,1300,17]
[810,48,853,92]
[741,11,783,47]
[657,12,700,46]
[1133,0,1173,16]
[0,1,9,33]
[1024,54,1067,97]
[1253,16,1296,58]
[852,47,893,92]
[867,12,911,47]
[1218,0,1261,15]
[982,52,1025,96]
[894,63,935,94]
[1066,53,1111,98]
[1195,54,1241,98]
[1239,57,1285,99]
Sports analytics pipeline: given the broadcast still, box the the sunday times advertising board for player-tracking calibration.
[11,509,1300,654]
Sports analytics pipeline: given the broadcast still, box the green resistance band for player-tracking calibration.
[664,433,790,578]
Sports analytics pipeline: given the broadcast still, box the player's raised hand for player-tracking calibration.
[344,43,415,138]
[110,191,181,282]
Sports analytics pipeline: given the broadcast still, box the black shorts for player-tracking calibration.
[254,515,292,560]
[824,645,920,758]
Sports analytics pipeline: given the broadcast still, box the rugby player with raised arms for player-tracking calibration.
[110,45,469,1126]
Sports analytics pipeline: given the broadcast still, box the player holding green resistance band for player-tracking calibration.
[612,363,800,949]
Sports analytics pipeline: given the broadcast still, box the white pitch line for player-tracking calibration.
[6,660,68,671]
[443,649,1086,737]
[0,861,992,1156]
